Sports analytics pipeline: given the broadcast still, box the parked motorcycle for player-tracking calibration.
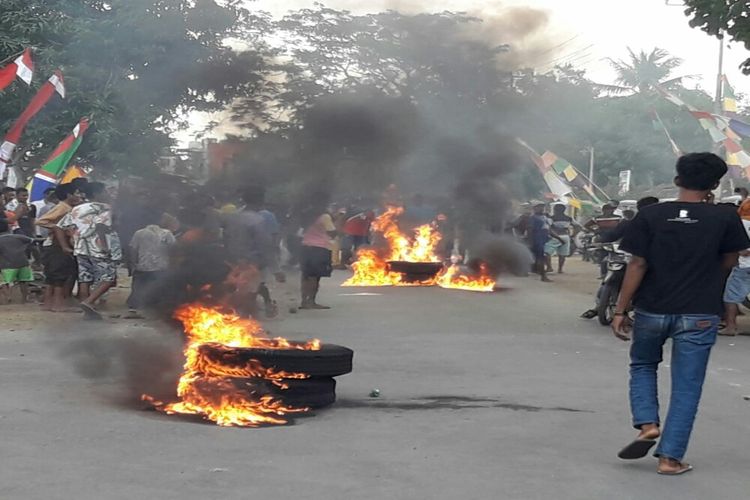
[596,243,629,325]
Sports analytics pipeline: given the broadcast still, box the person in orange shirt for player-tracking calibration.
[735,187,750,221]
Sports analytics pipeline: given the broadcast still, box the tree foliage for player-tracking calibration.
[599,47,689,94]
[684,0,750,74]
[225,7,719,198]
[0,2,732,199]
[0,0,271,174]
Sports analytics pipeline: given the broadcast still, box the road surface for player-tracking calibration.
[1,260,748,499]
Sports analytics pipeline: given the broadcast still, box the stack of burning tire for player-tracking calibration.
[199,342,354,409]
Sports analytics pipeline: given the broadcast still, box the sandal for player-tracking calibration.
[617,439,657,460]
[657,462,693,476]
[718,327,738,336]
[80,303,104,321]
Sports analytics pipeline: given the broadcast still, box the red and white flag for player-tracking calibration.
[0,70,65,179]
[0,49,34,91]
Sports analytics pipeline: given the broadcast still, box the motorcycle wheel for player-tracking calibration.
[597,282,618,326]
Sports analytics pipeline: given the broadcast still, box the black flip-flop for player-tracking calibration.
[80,303,103,321]
[617,439,657,460]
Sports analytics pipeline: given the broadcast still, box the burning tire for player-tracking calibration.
[387,261,443,282]
[201,343,354,378]
[230,377,337,409]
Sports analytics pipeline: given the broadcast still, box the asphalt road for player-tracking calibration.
[1,265,749,499]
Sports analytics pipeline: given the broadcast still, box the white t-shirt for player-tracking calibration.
[740,219,750,268]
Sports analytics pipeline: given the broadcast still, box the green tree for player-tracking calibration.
[0,0,272,176]
[515,65,712,190]
[600,47,689,94]
[684,0,750,73]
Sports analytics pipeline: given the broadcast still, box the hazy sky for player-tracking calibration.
[250,0,749,97]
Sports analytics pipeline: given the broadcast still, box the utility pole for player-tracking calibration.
[715,35,725,115]
[715,33,730,195]
[580,146,595,191]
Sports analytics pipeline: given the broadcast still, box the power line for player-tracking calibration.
[536,34,581,57]
[538,43,595,68]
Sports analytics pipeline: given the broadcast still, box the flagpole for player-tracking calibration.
[571,165,610,201]
[715,35,724,115]
[0,49,25,67]
[653,110,682,156]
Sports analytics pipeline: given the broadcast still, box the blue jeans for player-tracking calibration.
[629,309,718,461]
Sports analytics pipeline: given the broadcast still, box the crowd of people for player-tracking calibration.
[0,178,388,318]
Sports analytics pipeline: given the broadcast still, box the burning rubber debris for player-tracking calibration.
[143,304,354,427]
[342,206,497,292]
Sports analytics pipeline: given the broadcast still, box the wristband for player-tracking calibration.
[614,312,627,316]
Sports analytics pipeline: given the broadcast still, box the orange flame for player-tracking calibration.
[343,207,496,292]
[343,207,441,287]
[144,304,320,427]
[435,263,496,292]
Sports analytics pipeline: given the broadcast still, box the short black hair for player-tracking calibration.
[0,219,8,233]
[637,196,659,210]
[84,182,106,200]
[675,153,727,191]
[43,187,57,196]
[553,204,566,213]
[241,185,265,206]
[71,177,89,190]
[55,183,72,201]
[2,187,15,194]
[16,187,28,194]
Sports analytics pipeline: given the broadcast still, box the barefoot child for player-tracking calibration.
[0,219,34,303]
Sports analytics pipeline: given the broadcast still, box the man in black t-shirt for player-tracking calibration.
[612,153,750,475]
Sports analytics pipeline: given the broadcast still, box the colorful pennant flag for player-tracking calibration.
[722,75,738,116]
[0,70,65,179]
[540,151,604,203]
[29,118,89,202]
[656,87,696,111]
[0,49,33,91]
[516,139,574,200]
[729,118,750,138]
[516,138,607,205]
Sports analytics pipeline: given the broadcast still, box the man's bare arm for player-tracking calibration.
[53,227,73,254]
[611,255,647,341]
[615,256,647,314]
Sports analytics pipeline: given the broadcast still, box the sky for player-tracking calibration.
[249,0,749,97]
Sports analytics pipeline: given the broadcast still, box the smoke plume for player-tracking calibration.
[58,329,184,408]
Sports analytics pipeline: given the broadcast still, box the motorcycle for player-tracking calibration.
[596,243,629,326]
[575,231,595,261]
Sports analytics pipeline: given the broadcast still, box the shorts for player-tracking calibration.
[41,245,77,285]
[1,266,33,285]
[301,245,332,278]
[77,256,117,284]
[723,266,750,303]
[545,234,571,257]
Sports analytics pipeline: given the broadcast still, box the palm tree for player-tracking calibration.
[600,47,691,94]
